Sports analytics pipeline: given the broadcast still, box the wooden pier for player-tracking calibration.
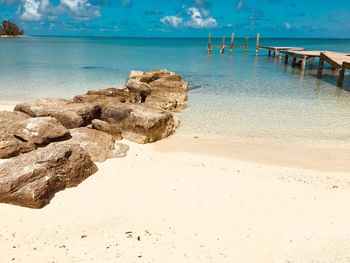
[256,46,306,58]
[317,52,350,87]
[255,33,305,58]
[207,32,249,54]
[205,32,350,89]
[281,50,321,70]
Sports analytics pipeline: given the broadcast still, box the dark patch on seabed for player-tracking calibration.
[189,85,202,91]
[81,66,100,70]
[81,66,120,72]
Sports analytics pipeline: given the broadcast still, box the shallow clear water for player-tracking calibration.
[1,37,350,141]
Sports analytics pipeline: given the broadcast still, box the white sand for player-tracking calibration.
[1,103,350,262]
[0,103,16,111]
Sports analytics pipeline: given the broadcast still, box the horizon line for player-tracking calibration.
[20,35,350,40]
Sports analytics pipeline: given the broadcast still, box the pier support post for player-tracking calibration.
[230,32,234,55]
[301,56,306,70]
[337,69,345,87]
[317,58,324,78]
[273,49,277,57]
[255,33,260,56]
[244,37,248,52]
[309,58,314,69]
[292,57,297,67]
[284,54,289,64]
[207,32,212,54]
[268,50,271,56]
[278,52,283,60]
[220,36,225,54]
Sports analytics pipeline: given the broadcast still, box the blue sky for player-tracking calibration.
[0,0,349,37]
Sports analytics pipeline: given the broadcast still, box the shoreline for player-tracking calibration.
[1,102,349,173]
[155,134,350,173]
[0,35,29,38]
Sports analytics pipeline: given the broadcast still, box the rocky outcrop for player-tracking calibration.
[125,79,151,102]
[128,69,189,111]
[128,70,144,80]
[81,69,189,112]
[69,127,124,162]
[100,103,178,144]
[0,140,33,159]
[72,70,187,143]
[0,111,35,159]
[0,142,97,208]
[14,117,69,145]
[91,119,123,140]
[0,69,188,209]
[14,99,101,129]
[74,87,142,105]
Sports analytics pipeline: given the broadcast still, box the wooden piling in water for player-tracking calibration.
[309,57,314,69]
[300,56,307,70]
[338,69,345,87]
[278,52,283,60]
[207,32,249,54]
[207,32,212,54]
[284,54,289,64]
[229,32,235,55]
[255,33,260,56]
[317,57,324,78]
[220,36,225,54]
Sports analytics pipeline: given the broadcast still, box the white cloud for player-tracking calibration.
[160,6,217,29]
[60,0,100,19]
[186,7,217,28]
[18,0,100,21]
[160,15,183,28]
[20,0,43,21]
[284,22,292,29]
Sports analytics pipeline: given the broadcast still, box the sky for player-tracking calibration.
[0,0,349,37]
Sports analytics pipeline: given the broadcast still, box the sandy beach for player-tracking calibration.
[1,102,350,262]
[2,1,350,260]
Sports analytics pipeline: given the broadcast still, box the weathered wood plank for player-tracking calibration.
[258,46,305,51]
[320,52,350,68]
[280,50,322,59]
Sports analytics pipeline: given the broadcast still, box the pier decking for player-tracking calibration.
[281,50,322,70]
[256,46,306,57]
[317,52,350,87]
[343,61,350,71]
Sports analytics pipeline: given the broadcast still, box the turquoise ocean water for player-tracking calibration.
[1,37,350,142]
